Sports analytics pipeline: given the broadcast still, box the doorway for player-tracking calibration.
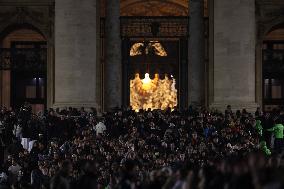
[119,17,189,111]
[0,27,47,113]
[262,25,284,111]
[122,38,188,111]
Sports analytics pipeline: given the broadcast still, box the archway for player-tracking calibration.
[100,0,208,110]
[262,24,284,111]
[100,0,208,16]
[120,16,189,111]
[121,0,208,16]
[0,25,47,113]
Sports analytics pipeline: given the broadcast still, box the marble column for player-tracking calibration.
[209,0,258,112]
[54,0,99,109]
[104,0,122,111]
[188,0,205,107]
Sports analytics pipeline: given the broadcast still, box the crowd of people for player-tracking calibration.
[0,103,284,189]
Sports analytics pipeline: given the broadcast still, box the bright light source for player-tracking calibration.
[142,73,151,90]
[130,73,178,111]
[142,73,151,84]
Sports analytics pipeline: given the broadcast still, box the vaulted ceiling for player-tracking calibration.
[120,0,188,16]
[100,0,208,17]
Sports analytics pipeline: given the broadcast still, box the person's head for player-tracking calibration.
[213,137,219,144]
[192,132,198,140]
[117,111,122,117]
[38,142,45,150]
[11,158,17,166]
[53,152,59,160]
[32,141,39,149]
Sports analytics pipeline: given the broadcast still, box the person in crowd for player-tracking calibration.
[267,118,284,153]
[7,158,21,188]
[94,119,106,136]
[0,165,9,189]
[0,104,283,188]
[255,119,263,137]
[50,160,73,189]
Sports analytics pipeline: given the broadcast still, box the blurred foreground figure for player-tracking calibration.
[50,160,73,189]
[267,119,284,154]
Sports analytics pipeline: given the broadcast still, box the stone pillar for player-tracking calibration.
[0,71,2,106]
[2,71,10,108]
[54,0,99,109]
[104,0,122,111]
[209,0,258,112]
[188,0,205,107]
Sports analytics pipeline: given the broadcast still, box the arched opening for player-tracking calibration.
[262,24,284,111]
[100,0,208,17]
[100,0,208,111]
[120,18,189,111]
[0,25,47,113]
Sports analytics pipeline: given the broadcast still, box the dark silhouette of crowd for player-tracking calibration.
[0,103,284,189]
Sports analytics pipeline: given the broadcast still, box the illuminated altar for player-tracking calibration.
[122,36,187,111]
[130,73,177,111]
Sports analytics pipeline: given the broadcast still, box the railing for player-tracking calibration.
[0,48,46,71]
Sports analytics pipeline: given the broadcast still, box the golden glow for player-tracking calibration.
[130,42,144,56]
[149,41,167,56]
[130,41,167,57]
[142,73,151,90]
[130,73,177,111]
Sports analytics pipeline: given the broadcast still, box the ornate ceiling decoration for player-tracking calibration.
[121,0,188,16]
[130,41,167,57]
[100,0,208,17]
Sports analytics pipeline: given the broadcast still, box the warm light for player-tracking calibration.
[142,73,151,84]
[142,73,152,90]
[130,73,177,111]
[130,43,144,56]
[130,41,167,57]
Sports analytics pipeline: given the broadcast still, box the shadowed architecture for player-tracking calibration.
[0,0,283,112]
